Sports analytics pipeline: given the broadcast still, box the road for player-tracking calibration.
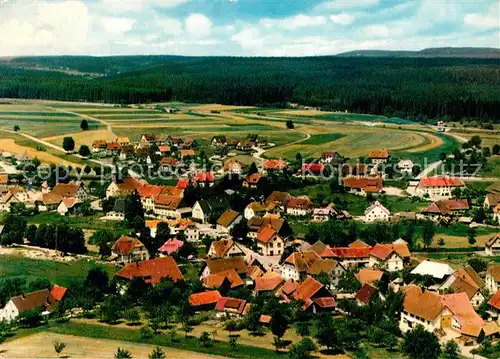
[238,242,281,271]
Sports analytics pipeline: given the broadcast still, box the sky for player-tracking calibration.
[0,0,499,57]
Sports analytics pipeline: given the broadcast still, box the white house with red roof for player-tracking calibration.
[111,235,150,265]
[417,176,466,200]
[158,238,184,256]
[286,196,313,216]
[256,226,285,257]
[368,243,410,272]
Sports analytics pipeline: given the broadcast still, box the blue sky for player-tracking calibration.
[0,0,498,56]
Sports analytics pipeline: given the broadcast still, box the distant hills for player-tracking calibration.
[336,47,500,59]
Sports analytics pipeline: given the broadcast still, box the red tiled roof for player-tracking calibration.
[355,284,377,304]
[189,290,222,307]
[115,257,183,285]
[160,157,179,166]
[158,145,171,153]
[370,243,410,260]
[255,272,283,292]
[287,197,312,209]
[137,185,164,199]
[209,239,236,258]
[301,163,324,173]
[206,257,247,274]
[313,297,336,308]
[327,247,371,259]
[203,269,244,289]
[257,227,277,243]
[343,177,383,192]
[52,183,80,198]
[111,235,145,255]
[158,238,184,255]
[264,159,287,170]
[107,142,121,151]
[489,290,500,310]
[293,276,323,307]
[195,172,215,182]
[355,269,383,286]
[423,199,469,215]
[419,177,465,188]
[245,173,262,184]
[369,149,390,159]
[259,314,272,324]
[215,297,247,314]
[50,285,67,302]
[180,149,196,157]
[176,178,190,189]
[154,195,183,210]
[276,279,300,298]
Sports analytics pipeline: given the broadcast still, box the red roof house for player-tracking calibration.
[115,257,183,285]
[158,238,184,255]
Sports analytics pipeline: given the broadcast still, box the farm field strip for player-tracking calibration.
[43,129,118,147]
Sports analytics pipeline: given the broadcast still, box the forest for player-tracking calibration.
[0,56,499,122]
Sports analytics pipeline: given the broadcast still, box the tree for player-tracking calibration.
[295,152,302,162]
[124,308,140,324]
[468,227,477,246]
[442,340,460,359]
[482,147,491,158]
[421,220,436,248]
[0,214,28,245]
[469,135,482,148]
[403,325,441,359]
[273,336,287,353]
[148,347,165,359]
[13,125,20,132]
[314,313,340,353]
[80,119,89,131]
[85,267,109,301]
[439,152,447,161]
[468,258,487,273]
[79,145,91,157]
[338,271,361,293]
[62,137,75,152]
[229,334,238,350]
[296,321,310,337]
[286,120,294,129]
[99,295,123,323]
[248,162,258,175]
[288,337,316,359]
[182,323,193,338]
[115,348,133,359]
[200,331,213,347]
[124,191,144,230]
[53,340,67,358]
[493,144,500,155]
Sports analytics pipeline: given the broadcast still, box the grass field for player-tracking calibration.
[44,129,116,148]
[0,255,116,287]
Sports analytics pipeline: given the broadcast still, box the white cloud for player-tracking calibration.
[260,14,327,30]
[361,24,390,38]
[464,4,500,29]
[96,0,187,13]
[315,0,379,12]
[231,28,262,48]
[185,13,212,37]
[101,17,136,34]
[330,13,354,25]
[157,17,184,36]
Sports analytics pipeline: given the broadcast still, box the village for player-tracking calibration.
[1,128,500,359]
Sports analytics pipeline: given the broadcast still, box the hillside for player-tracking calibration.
[336,47,500,58]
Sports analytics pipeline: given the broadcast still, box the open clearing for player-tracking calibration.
[1,332,224,359]
[0,138,81,166]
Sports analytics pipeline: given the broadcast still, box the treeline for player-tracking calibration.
[1,56,500,121]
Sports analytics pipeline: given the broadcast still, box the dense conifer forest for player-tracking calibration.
[0,56,499,122]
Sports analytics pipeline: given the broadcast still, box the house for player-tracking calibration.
[243,173,263,189]
[92,140,107,152]
[52,182,88,202]
[369,149,390,165]
[397,160,414,174]
[179,149,196,160]
[114,257,183,289]
[342,163,368,177]
[216,209,242,233]
[417,177,466,200]
[355,268,384,286]
[237,140,253,151]
[211,135,227,147]
[193,172,215,187]
[254,272,284,295]
[312,204,337,222]
[106,198,125,220]
[203,269,244,290]
[181,138,198,149]
[421,199,469,221]
[201,257,247,279]
[316,243,371,269]
[208,238,244,258]
[159,157,180,170]
[247,216,293,240]
[321,151,343,164]
[158,145,171,156]
[120,145,135,160]
[158,238,184,256]
[111,235,150,265]
[256,226,285,256]
[106,177,143,199]
[140,133,157,144]
[38,192,62,212]
[57,198,80,216]
[137,184,164,212]
[0,285,67,323]
[223,160,244,174]
[192,197,230,223]
[399,285,484,339]
[244,201,275,220]
[106,142,121,154]
[301,163,325,176]
[154,195,189,219]
[344,177,383,195]
[364,201,390,222]
[484,182,500,208]
[411,260,454,281]
[486,265,500,294]
[277,276,336,313]
[263,159,287,172]
[265,191,291,209]
[485,234,500,256]
[215,297,247,317]
[116,137,130,146]
[189,290,222,311]
[0,188,27,212]
[286,197,313,216]
[440,266,485,308]
[281,251,346,287]
[437,120,445,132]
[355,284,378,306]
[368,243,410,272]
